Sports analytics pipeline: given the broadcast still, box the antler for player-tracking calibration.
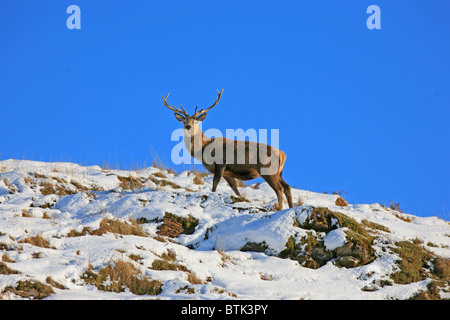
[193,89,223,117]
[161,93,188,116]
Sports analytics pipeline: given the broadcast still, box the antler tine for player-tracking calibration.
[193,89,223,117]
[161,93,187,116]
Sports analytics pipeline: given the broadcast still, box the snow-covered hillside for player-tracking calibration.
[0,159,449,300]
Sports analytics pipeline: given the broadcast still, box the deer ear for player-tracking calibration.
[196,113,207,122]
[174,113,185,122]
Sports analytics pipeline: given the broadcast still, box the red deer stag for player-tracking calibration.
[161,90,293,211]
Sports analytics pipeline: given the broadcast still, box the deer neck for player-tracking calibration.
[184,123,209,161]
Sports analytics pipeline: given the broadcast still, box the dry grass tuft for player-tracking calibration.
[160,249,177,261]
[392,241,450,299]
[192,172,204,185]
[98,218,147,236]
[229,195,250,203]
[0,262,20,275]
[39,181,69,196]
[45,276,67,290]
[387,201,403,212]
[151,248,189,272]
[381,201,413,222]
[433,257,450,281]
[211,286,237,298]
[391,240,434,284]
[2,178,17,194]
[187,272,203,284]
[151,259,188,271]
[152,178,182,189]
[83,261,162,295]
[1,253,15,263]
[66,218,148,237]
[66,227,95,237]
[362,219,390,233]
[5,280,54,299]
[394,212,414,223]
[42,211,52,219]
[19,234,54,249]
[153,172,167,178]
[22,209,32,218]
[117,176,144,191]
[335,197,348,207]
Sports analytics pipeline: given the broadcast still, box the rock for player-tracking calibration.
[311,246,333,265]
[336,242,354,256]
[241,241,269,253]
[335,256,360,268]
[361,284,378,292]
[283,206,376,269]
[300,207,337,232]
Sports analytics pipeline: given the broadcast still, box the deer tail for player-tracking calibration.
[278,150,286,175]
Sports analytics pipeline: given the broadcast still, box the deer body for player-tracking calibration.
[162,90,293,211]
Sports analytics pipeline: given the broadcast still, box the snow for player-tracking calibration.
[0,159,449,300]
[324,228,348,251]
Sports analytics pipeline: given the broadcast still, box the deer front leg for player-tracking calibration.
[212,164,226,192]
[224,176,241,196]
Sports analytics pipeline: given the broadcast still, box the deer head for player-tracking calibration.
[161,89,223,136]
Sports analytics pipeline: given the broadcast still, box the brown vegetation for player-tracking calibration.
[390,240,450,299]
[151,259,188,271]
[152,178,182,189]
[40,181,69,196]
[83,261,162,295]
[229,195,250,203]
[118,176,144,191]
[67,218,147,237]
[362,219,390,233]
[158,213,199,238]
[150,249,188,272]
[19,234,54,249]
[0,262,20,275]
[391,240,442,284]
[335,197,348,207]
[187,272,203,284]
[192,172,204,185]
[4,280,54,299]
[46,276,67,290]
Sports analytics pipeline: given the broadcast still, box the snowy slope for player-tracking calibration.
[0,159,449,300]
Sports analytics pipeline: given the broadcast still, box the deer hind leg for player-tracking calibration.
[223,176,241,196]
[278,153,294,208]
[261,174,284,211]
[280,178,293,208]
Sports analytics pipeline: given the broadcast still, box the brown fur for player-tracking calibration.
[192,132,293,211]
[162,91,294,211]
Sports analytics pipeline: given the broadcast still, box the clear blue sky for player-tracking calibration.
[1,1,449,218]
